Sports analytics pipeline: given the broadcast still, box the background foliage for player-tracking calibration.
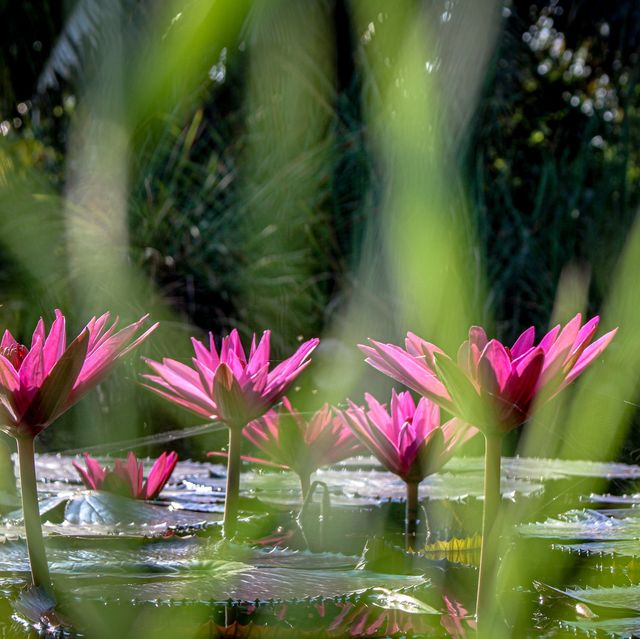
[0,0,638,457]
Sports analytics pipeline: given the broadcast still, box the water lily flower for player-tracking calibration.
[143,329,319,428]
[345,390,477,548]
[0,310,158,440]
[242,398,364,498]
[143,329,319,537]
[360,314,617,435]
[0,309,157,593]
[360,314,616,630]
[73,451,178,500]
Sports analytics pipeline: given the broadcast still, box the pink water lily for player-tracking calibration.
[242,398,364,497]
[362,314,617,627]
[143,329,319,428]
[346,390,476,550]
[361,314,617,434]
[143,328,319,538]
[73,451,178,500]
[0,309,157,594]
[345,391,476,483]
[0,309,158,439]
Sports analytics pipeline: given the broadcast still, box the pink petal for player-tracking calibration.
[0,354,19,392]
[565,328,618,384]
[478,340,512,394]
[247,331,271,376]
[144,359,212,407]
[1,330,17,350]
[191,336,217,370]
[564,316,600,369]
[542,314,583,377]
[30,318,46,349]
[538,324,561,352]
[360,340,453,407]
[511,326,535,358]
[141,382,216,418]
[19,337,45,389]
[469,326,488,353]
[42,310,66,376]
[267,338,319,381]
[505,348,544,409]
[145,451,178,499]
[404,332,444,367]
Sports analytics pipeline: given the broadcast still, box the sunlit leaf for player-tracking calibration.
[560,618,640,638]
[421,534,482,566]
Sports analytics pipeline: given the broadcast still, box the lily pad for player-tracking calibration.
[63,491,215,527]
[556,584,640,613]
[444,456,640,481]
[560,617,640,638]
[0,538,364,577]
[0,538,431,605]
[554,540,640,558]
[0,491,218,539]
[183,468,543,506]
[518,509,640,541]
[23,453,217,486]
[59,566,430,604]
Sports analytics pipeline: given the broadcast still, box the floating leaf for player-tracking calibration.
[421,535,482,566]
[555,540,640,559]
[0,538,366,578]
[560,617,640,638]
[0,491,218,539]
[518,509,640,541]
[63,491,216,527]
[366,589,440,615]
[23,454,217,486]
[58,567,430,604]
[587,493,640,506]
[444,456,640,481]
[555,583,640,613]
[184,468,543,506]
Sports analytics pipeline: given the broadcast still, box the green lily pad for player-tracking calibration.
[518,509,640,541]
[183,468,543,506]
[560,617,640,638]
[555,540,640,558]
[444,456,640,481]
[0,538,431,605]
[1,491,218,539]
[557,584,640,612]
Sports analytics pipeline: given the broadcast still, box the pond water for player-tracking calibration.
[1,454,640,638]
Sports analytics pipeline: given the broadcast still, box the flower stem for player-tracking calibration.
[405,480,419,551]
[223,426,242,539]
[476,433,503,635]
[17,437,52,593]
[299,472,311,502]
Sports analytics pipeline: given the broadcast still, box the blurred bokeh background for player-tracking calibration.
[0,0,638,463]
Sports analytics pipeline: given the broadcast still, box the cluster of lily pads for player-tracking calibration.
[0,309,617,636]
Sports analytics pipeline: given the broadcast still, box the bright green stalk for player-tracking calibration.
[475,432,503,635]
[17,437,52,593]
[222,426,242,538]
[405,480,419,551]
